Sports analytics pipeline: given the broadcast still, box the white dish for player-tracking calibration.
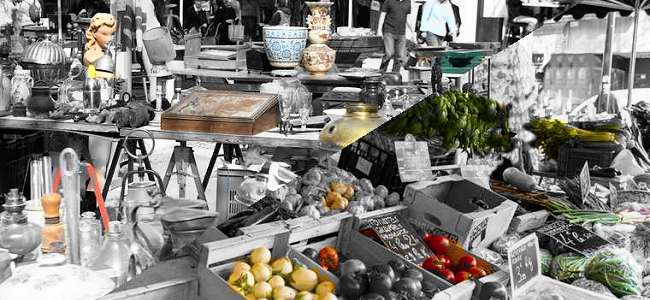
[323,109,346,121]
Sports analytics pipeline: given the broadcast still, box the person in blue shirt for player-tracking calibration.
[419,0,457,46]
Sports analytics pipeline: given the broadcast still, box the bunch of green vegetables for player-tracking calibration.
[382,90,512,155]
[585,249,643,297]
[527,118,617,160]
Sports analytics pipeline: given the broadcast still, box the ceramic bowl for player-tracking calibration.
[263,26,308,68]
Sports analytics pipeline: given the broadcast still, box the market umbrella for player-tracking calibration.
[556,0,650,106]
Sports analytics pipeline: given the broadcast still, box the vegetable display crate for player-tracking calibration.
[0,130,44,197]
[338,135,460,195]
[215,167,257,225]
[198,215,345,300]
[557,141,620,177]
[403,176,517,250]
[440,51,484,75]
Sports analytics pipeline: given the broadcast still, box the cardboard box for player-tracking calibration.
[403,176,517,250]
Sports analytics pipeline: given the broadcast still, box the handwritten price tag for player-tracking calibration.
[537,220,610,256]
[507,233,541,297]
[367,214,433,264]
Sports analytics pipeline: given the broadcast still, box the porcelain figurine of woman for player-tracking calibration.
[84,13,117,69]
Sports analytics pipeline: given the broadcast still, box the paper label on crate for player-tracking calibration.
[579,162,590,205]
[355,157,373,176]
[394,141,435,183]
[367,214,433,264]
[537,220,611,256]
[507,233,541,297]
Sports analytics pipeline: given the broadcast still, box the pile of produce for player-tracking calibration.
[219,167,401,237]
[302,246,436,300]
[585,249,643,297]
[527,118,617,160]
[226,247,337,300]
[421,233,489,284]
[549,253,588,283]
[382,90,512,155]
[631,102,650,151]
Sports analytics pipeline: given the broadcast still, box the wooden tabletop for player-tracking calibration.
[121,124,324,149]
[0,116,323,149]
[0,116,120,135]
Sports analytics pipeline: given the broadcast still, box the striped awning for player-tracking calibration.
[554,0,650,20]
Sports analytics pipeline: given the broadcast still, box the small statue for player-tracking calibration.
[83,13,117,78]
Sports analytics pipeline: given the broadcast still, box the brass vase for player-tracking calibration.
[319,103,387,149]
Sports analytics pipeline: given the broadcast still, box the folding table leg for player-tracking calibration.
[162,148,177,195]
[188,148,207,201]
[103,139,124,199]
[202,143,222,190]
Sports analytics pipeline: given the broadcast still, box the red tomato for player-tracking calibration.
[468,267,487,278]
[457,255,477,271]
[422,255,440,271]
[427,235,450,255]
[437,268,455,283]
[454,271,473,284]
[437,254,452,268]
[423,232,433,243]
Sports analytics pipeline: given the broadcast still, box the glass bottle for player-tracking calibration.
[83,67,101,114]
[90,221,131,286]
[41,193,65,254]
[360,77,385,107]
[0,189,42,257]
[79,212,101,267]
[171,87,182,107]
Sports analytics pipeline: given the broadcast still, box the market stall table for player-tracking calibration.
[167,61,365,94]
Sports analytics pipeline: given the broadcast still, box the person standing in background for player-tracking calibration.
[419,0,457,46]
[269,0,291,26]
[377,0,414,72]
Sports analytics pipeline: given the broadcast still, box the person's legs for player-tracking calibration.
[425,32,443,47]
[393,34,407,73]
[380,31,395,72]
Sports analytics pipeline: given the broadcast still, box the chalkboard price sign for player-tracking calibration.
[367,214,433,264]
[537,220,611,256]
[507,233,541,297]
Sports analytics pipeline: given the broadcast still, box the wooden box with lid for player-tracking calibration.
[161,90,279,135]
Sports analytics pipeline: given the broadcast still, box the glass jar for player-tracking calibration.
[11,66,33,105]
[360,77,384,107]
[0,66,11,111]
[79,212,101,267]
[90,221,131,287]
[236,174,268,206]
[0,189,42,257]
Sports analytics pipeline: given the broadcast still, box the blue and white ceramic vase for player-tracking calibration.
[263,26,309,68]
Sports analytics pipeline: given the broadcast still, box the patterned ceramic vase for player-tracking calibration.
[303,1,336,75]
[263,26,309,68]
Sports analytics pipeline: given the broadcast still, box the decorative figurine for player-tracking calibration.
[83,13,117,78]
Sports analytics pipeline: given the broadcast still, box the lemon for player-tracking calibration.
[273,286,297,300]
[295,291,316,300]
[250,247,272,265]
[253,282,273,298]
[317,292,337,300]
[232,261,251,275]
[271,257,293,276]
[252,263,272,283]
[269,275,285,289]
[315,281,336,296]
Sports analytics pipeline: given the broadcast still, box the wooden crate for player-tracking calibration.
[198,215,347,299]
[100,277,198,300]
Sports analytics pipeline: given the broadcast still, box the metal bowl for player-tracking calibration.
[22,39,67,65]
[160,207,218,232]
